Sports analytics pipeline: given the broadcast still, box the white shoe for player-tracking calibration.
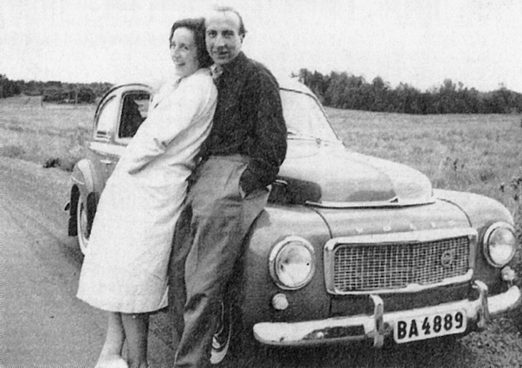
[94,355,129,368]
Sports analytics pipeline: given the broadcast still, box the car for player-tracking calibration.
[66,78,520,364]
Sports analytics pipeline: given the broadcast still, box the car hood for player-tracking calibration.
[274,140,433,207]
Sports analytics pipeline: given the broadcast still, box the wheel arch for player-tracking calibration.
[68,158,104,236]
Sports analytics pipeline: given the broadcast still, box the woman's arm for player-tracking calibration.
[126,73,216,174]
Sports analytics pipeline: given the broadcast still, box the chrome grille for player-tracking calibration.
[333,236,470,293]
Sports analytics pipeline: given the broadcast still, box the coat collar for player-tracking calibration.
[220,52,248,77]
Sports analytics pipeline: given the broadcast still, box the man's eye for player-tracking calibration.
[207,31,217,38]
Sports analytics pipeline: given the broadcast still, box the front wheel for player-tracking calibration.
[76,195,90,254]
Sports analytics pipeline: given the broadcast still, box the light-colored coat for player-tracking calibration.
[77,68,217,313]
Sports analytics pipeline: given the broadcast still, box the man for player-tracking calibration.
[168,6,287,368]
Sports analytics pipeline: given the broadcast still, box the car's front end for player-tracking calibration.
[235,136,520,349]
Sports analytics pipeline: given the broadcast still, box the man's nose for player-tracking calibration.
[214,35,226,47]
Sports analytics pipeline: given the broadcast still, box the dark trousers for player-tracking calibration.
[169,155,268,368]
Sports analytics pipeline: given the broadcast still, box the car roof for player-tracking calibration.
[276,76,315,95]
[109,75,313,96]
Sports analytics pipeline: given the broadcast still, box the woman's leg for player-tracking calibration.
[121,313,149,368]
[96,312,127,367]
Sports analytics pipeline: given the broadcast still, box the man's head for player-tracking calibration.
[205,6,246,65]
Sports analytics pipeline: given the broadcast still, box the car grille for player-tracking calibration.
[333,236,471,293]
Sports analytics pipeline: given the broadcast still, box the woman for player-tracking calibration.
[77,18,216,368]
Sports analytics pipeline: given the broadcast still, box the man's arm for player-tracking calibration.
[239,69,287,195]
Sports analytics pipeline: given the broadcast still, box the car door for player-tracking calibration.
[88,84,151,180]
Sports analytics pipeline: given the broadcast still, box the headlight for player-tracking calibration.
[483,222,517,267]
[269,236,315,290]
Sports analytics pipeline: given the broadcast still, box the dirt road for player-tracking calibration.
[0,158,173,367]
[1,157,521,367]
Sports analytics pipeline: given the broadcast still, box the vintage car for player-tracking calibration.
[66,78,520,364]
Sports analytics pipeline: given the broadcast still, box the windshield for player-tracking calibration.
[280,89,340,142]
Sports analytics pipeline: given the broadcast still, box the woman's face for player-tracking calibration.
[170,27,200,77]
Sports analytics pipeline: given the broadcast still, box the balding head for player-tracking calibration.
[204,6,246,65]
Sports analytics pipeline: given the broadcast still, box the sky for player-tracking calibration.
[1,0,521,92]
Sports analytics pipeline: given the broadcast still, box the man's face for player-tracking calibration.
[205,11,243,65]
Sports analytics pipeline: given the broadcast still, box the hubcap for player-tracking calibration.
[77,198,89,254]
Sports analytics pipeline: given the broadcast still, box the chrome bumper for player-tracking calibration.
[253,282,521,347]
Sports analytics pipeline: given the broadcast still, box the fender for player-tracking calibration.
[237,205,332,331]
[434,189,514,229]
[67,158,105,235]
[435,188,516,294]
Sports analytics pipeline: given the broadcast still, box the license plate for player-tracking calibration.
[393,310,467,343]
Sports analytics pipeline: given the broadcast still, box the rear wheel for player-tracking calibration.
[76,195,90,254]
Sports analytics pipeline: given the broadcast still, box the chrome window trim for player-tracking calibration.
[324,228,477,295]
[306,198,435,209]
[89,141,126,157]
[114,89,151,145]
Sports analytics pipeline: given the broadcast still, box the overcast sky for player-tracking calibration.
[1,0,521,92]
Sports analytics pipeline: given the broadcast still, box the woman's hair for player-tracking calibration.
[169,18,213,68]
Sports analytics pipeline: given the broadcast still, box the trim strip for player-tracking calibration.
[89,141,126,157]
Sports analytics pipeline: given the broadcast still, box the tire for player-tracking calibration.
[210,298,233,365]
[76,195,90,254]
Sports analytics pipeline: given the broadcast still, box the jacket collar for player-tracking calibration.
[220,52,248,76]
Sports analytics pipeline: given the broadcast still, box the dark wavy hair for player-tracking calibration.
[169,18,213,68]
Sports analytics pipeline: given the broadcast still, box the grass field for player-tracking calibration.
[0,95,93,171]
[1,94,521,275]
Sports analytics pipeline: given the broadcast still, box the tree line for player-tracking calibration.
[4,71,522,113]
[1,74,112,103]
[296,69,522,114]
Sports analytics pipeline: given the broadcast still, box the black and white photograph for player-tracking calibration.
[1,0,521,367]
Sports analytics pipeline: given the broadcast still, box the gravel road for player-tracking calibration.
[0,157,520,367]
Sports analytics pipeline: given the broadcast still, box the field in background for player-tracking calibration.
[1,95,520,211]
[0,95,93,171]
[1,95,520,213]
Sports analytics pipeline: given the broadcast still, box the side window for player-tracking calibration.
[118,92,150,139]
[95,96,118,140]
